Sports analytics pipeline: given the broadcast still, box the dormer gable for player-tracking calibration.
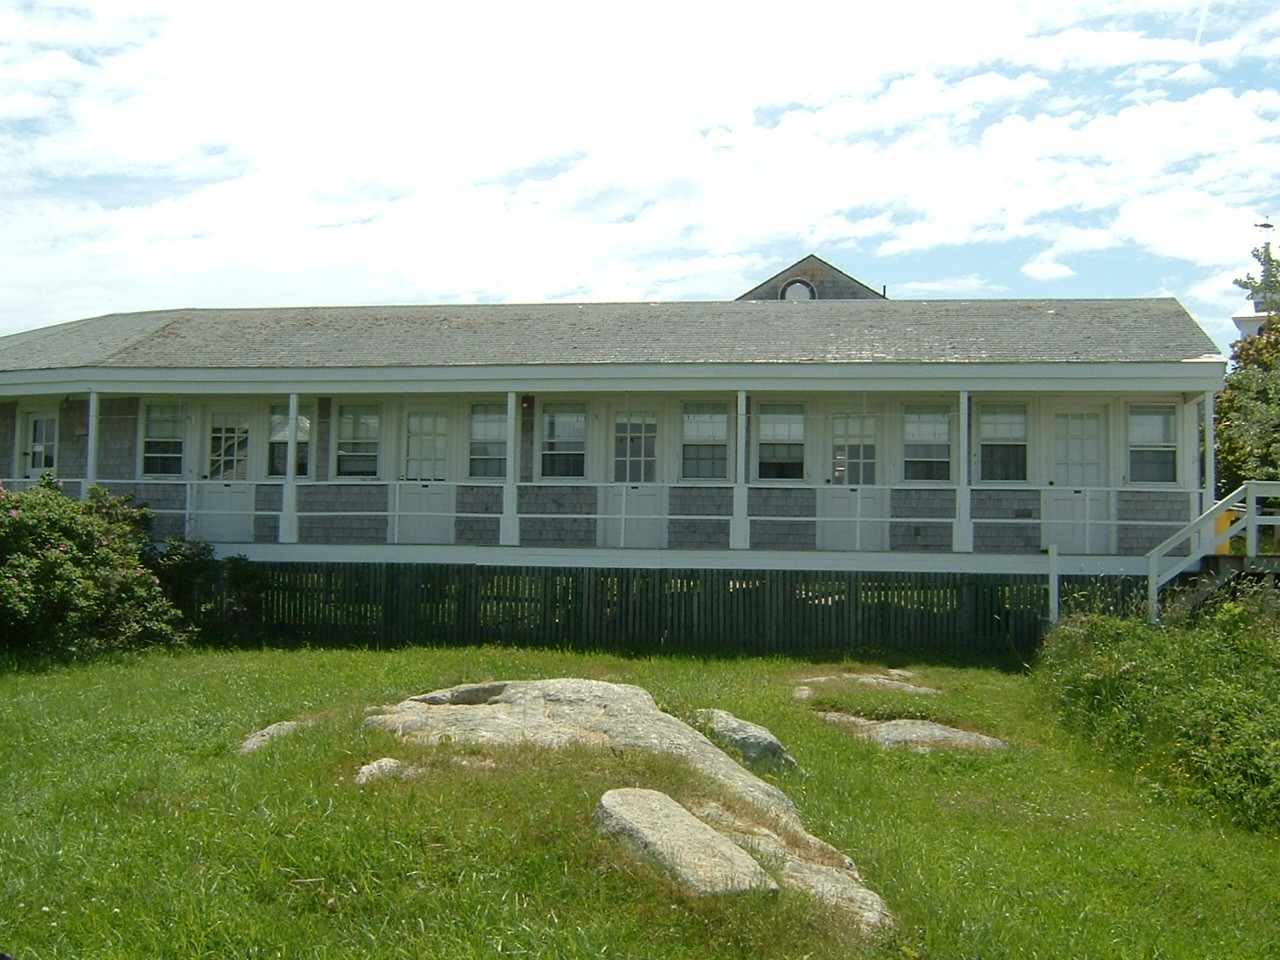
[736,254,886,301]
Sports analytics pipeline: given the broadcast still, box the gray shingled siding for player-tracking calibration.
[520,517,597,548]
[97,398,138,480]
[131,481,188,540]
[668,518,731,549]
[455,516,500,545]
[517,485,597,515]
[517,485,598,548]
[669,486,733,516]
[299,515,388,544]
[457,485,503,514]
[1117,491,1192,555]
[750,519,816,550]
[314,398,331,481]
[58,400,88,479]
[974,523,1041,553]
[890,488,956,552]
[298,484,388,544]
[254,484,283,543]
[971,489,1041,553]
[748,488,816,517]
[455,484,503,547]
[747,488,816,550]
[0,402,15,476]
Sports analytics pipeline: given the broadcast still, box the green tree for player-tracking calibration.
[0,476,193,661]
[1216,242,1280,494]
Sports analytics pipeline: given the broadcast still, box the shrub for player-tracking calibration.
[0,476,193,661]
[1037,600,1280,833]
[150,538,267,644]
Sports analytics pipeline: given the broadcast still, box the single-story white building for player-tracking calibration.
[0,257,1226,580]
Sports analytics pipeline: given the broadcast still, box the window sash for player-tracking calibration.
[542,403,586,478]
[1128,405,1176,483]
[268,404,312,478]
[143,403,184,475]
[682,403,728,480]
[404,411,448,481]
[979,404,1027,481]
[469,403,507,479]
[336,404,380,477]
[903,404,951,481]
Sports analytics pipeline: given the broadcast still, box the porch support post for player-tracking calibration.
[1201,390,1216,556]
[500,391,519,546]
[954,390,973,552]
[1047,544,1060,623]
[731,390,749,549]
[279,393,299,543]
[84,388,100,496]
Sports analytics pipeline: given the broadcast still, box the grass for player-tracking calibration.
[2,644,1279,958]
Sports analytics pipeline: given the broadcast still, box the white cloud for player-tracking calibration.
[895,274,1010,297]
[1021,258,1078,280]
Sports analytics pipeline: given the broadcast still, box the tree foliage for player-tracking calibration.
[1216,242,1280,494]
[0,476,193,661]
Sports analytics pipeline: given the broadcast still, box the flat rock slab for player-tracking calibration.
[693,708,799,771]
[238,720,305,754]
[366,678,800,829]
[821,714,1007,752]
[796,673,940,696]
[595,788,778,895]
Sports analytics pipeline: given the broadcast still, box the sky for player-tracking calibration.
[1,1,1278,352]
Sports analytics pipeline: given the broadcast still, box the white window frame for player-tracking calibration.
[267,403,312,479]
[539,402,587,479]
[334,402,381,479]
[977,403,1029,483]
[902,403,952,482]
[755,402,806,481]
[468,402,507,481]
[141,402,186,477]
[681,402,730,481]
[1127,403,1178,484]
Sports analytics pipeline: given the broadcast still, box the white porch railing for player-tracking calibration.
[1145,480,1280,621]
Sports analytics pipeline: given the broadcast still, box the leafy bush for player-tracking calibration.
[1037,598,1280,833]
[150,537,267,644]
[0,476,193,661]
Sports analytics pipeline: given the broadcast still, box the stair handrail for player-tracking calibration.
[1146,481,1280,621]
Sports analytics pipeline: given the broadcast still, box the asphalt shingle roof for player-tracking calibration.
[0,298,1220,372]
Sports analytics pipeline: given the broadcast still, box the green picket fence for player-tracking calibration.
[201,562,1068,657]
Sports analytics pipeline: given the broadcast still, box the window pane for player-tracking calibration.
[682,403,728,479]
[614,412,657,483]
[1130,449,1176,483]
[542,403,586,478]
[904,459,951,481]
[336,404,379,477]
[268,404,312,477]
[470,403,507,479]
[1130,406,1174,445]
[144,404,184,475]
[981,445,1027,481]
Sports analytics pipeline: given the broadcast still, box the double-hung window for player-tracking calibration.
[757,403,805,480]
[1128,404,1176,482]
[469,403,507,479]
[903,403,951,481]
[614,412,657,482]
[268,404,311,477]
[978,403,1028,481]
[143,403,185,476]
[335,404,380,477]
[681,403,728,479]
[541,403,586,478]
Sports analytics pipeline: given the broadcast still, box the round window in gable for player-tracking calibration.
[781,279,816,300]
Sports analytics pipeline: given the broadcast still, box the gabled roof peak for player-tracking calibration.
[736,254,886,302]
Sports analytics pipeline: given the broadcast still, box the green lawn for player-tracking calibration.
[2,645,1277,959]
